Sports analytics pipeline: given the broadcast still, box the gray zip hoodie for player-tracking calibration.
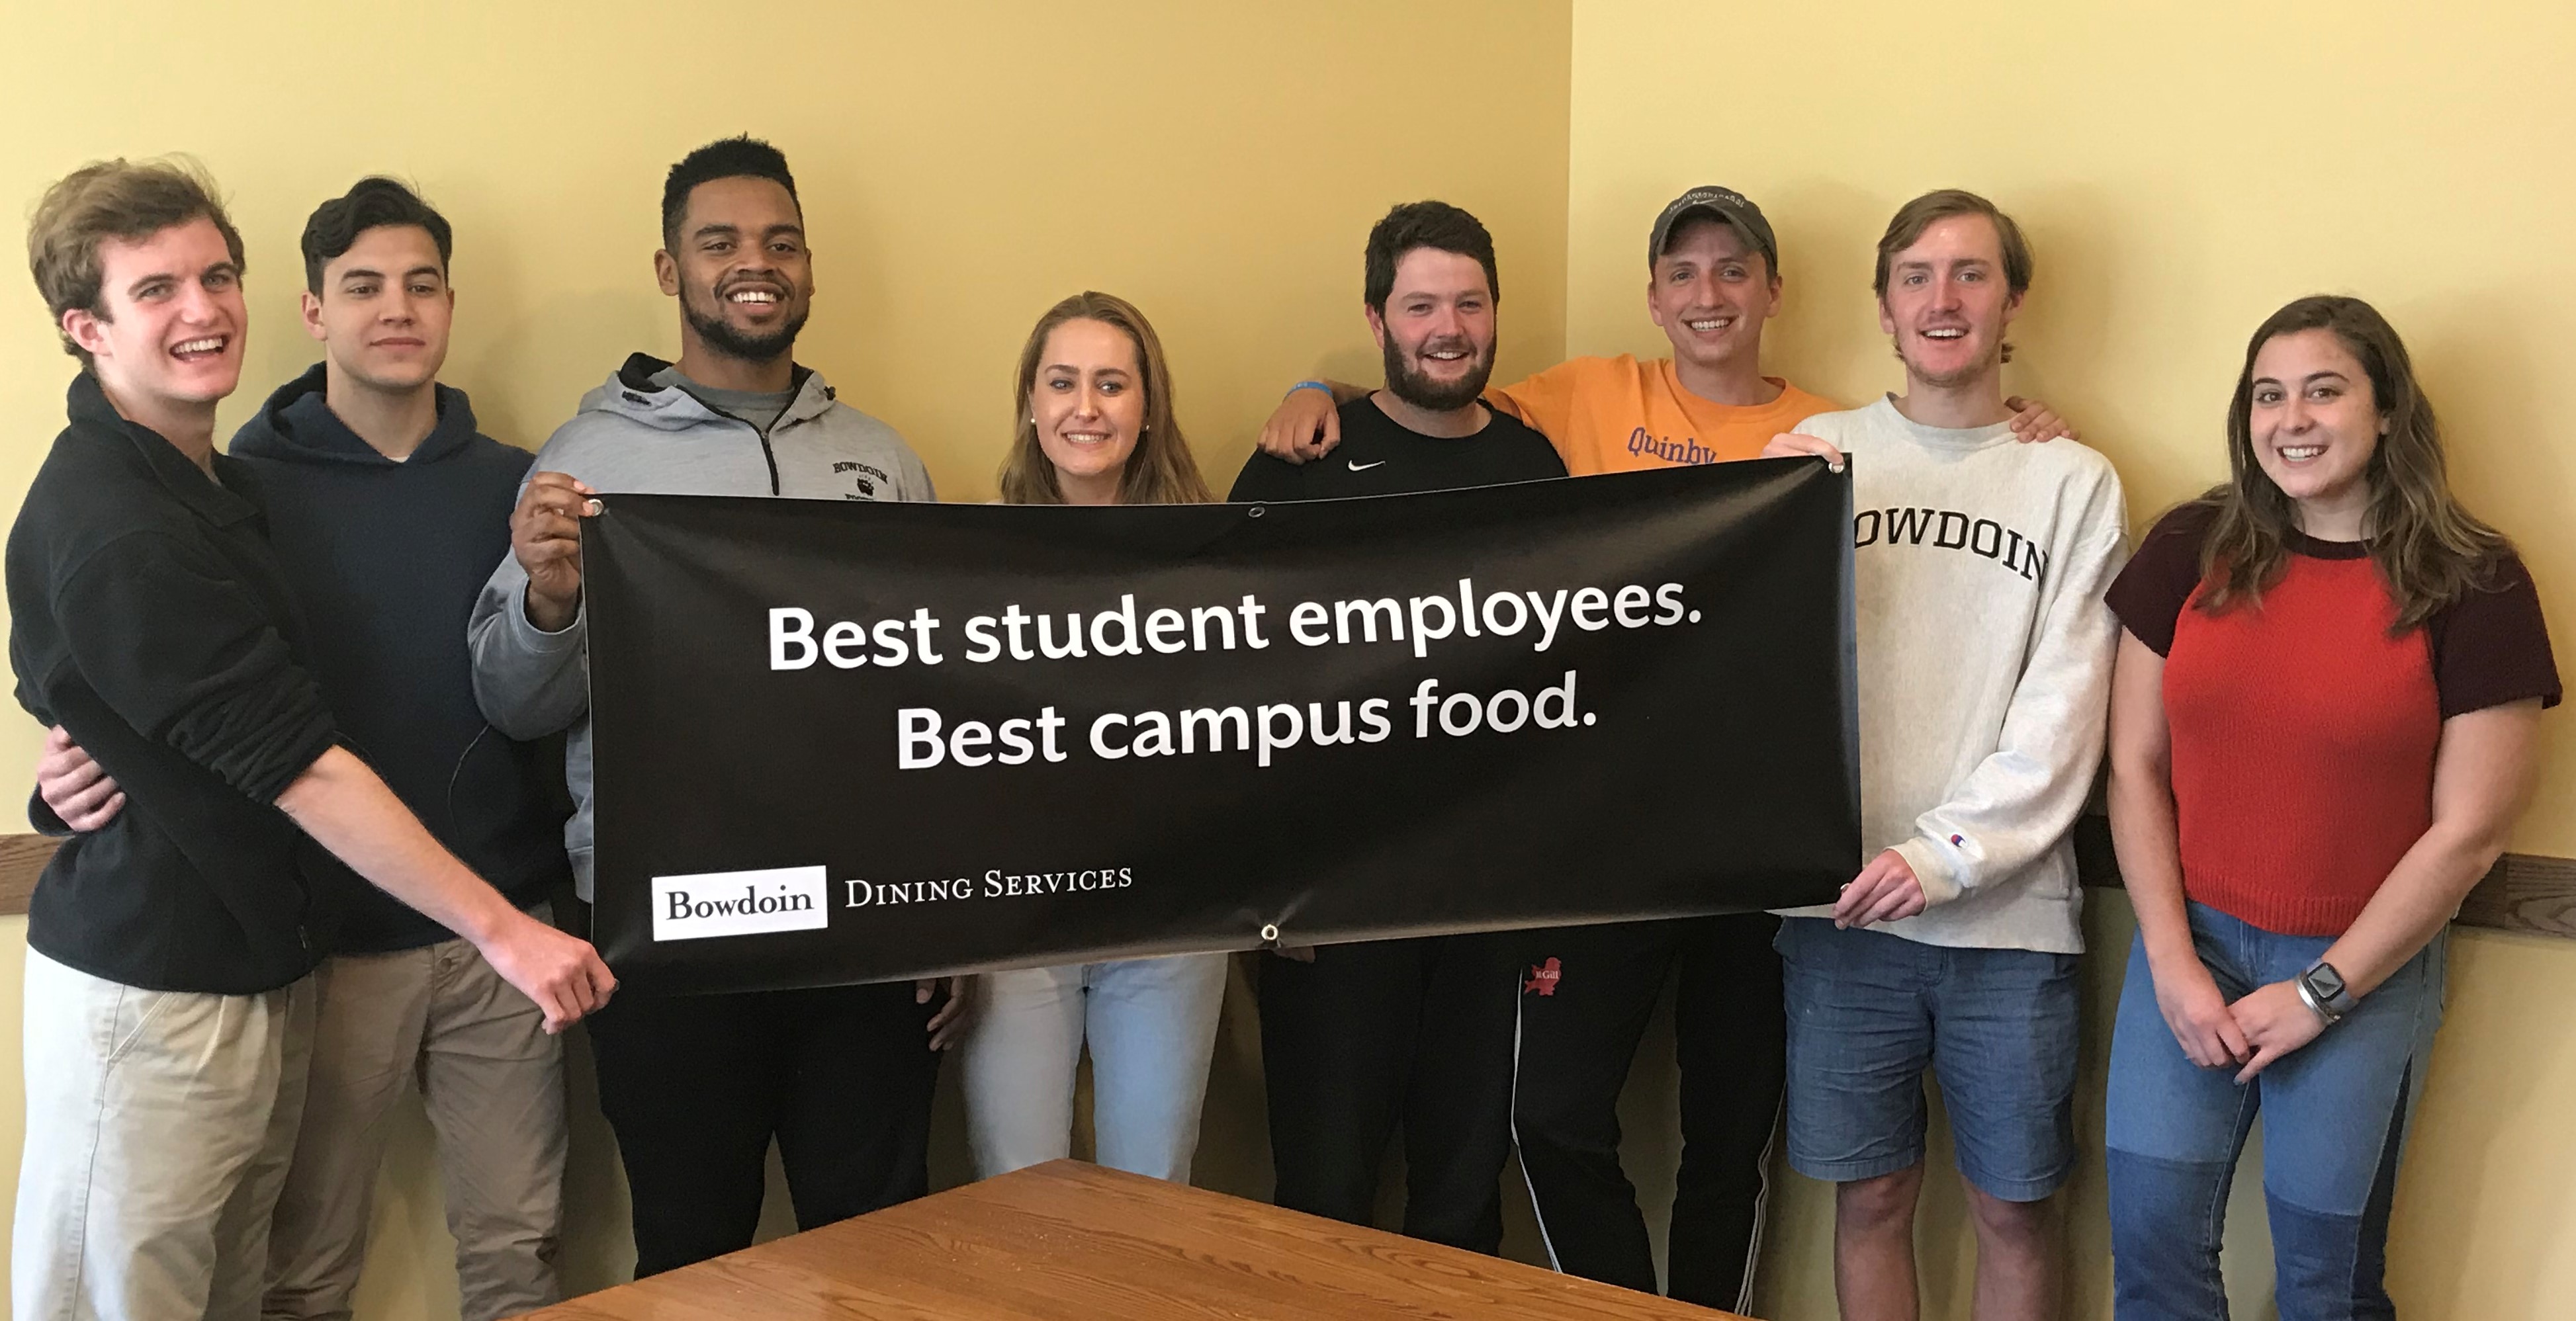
[467,353,935,896]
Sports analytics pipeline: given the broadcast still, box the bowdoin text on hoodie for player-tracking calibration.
[230,364,569,953]
[468,354,936,897]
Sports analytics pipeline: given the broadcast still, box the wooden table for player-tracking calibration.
[527,1160,1743,1319]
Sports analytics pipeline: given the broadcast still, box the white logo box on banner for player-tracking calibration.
[650,866,831,941]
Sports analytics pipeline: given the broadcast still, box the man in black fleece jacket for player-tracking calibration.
[21,172,601,1321]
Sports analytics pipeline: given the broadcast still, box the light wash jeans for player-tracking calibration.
[958,953,1228,1182]
[2106,902,2445,1321]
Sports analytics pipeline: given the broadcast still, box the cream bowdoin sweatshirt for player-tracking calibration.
[1775,395,2127,955]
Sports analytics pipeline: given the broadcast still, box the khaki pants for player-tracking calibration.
[261,930,566,1321]
[13,949,316,1321]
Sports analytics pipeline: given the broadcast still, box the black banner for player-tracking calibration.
[586,460,1859,996]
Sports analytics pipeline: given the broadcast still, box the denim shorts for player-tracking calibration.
[1775,916,2080,1201]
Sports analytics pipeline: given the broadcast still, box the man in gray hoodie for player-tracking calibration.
[466,136,960,1277]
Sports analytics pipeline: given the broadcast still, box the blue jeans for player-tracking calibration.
[2106,903,2446,1321]
[1776,917,2080,1201]
[957,953,1229,1182]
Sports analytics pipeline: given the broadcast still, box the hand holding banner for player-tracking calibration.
[586,460,1858,994]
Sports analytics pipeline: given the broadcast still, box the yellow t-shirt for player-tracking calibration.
[1487,355,1840,478]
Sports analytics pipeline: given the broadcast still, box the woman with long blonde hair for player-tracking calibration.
[959,291,1226,1183]
[995,291,1211,507]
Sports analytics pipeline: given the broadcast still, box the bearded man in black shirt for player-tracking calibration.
[1231,201,1560,1252]
[1232,203,1562,505]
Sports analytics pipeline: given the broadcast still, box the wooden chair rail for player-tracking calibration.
[1,825,2568,939]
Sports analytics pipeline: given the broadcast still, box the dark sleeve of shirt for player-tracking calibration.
[2104,503,2215,657]
[1228,452,1308,503]
[52,532,339,804]
[2427,550,2563,717]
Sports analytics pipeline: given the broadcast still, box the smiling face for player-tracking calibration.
[656,175,812,362]
[304,223,451,394]
[1030,316,1145,499]
[1877,213,2021,390]
[64,216,247,417]
[2246,327,2384,527]
[1647,216,1779,374]
[1368,246,1496,412]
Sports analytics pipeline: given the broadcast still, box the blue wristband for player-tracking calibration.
[1286,380,1331,400]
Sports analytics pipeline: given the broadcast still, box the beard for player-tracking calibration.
[1382,332,1494,412]
[683,282,809,364]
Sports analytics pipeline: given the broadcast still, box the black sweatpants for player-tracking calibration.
[586,980,942,1276]
[1258,931,1521,1253]
[1509,913,1785,1311]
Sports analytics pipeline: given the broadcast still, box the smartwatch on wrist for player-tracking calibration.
[2296,959,2358,1025]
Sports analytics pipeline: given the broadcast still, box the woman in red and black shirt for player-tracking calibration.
[2100,295,2558,1320]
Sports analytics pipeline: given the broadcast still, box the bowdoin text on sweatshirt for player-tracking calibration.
[467,354,936,898]
[1777,396,2126,954]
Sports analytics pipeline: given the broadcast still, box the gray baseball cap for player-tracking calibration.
[1648,185,1779,275]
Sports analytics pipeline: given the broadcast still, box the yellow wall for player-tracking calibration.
[1564,1,2575,1316]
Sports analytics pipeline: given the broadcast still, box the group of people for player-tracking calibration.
[3,132,2557,1321]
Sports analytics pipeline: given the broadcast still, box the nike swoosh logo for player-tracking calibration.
[1348,460,1386,471]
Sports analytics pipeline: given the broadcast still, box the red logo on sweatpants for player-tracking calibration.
[1525,957,1562,996]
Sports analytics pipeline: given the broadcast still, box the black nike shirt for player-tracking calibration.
[1229,394,1567,501]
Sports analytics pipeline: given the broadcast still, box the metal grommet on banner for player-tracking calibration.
[1259,923,1280,945]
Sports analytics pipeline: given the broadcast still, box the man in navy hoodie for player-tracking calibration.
[38,178,573,1321]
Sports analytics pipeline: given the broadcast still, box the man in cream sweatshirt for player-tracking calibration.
[1764,190,2125,1321]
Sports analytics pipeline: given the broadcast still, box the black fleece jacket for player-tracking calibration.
[229,365,567,953]
[7,374,342,992]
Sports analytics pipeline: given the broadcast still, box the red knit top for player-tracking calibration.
[2107,504,2560,937]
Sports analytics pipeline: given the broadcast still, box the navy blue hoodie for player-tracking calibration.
[230,364,568,953]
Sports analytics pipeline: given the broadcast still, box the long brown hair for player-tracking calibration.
[999,291,1213,506]
[2194,294,2508,631]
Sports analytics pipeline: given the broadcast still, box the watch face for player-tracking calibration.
[2307,962,2348,1000]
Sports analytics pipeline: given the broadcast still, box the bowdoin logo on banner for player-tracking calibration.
[651,866,830,941]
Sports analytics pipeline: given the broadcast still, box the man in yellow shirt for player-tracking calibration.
[1253,186,2070,1311]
